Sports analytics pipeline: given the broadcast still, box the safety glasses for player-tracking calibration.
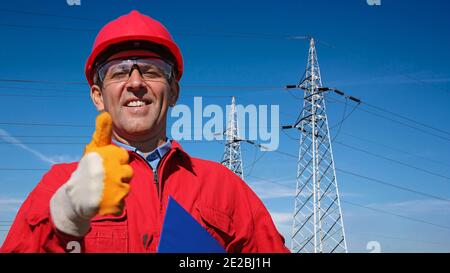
[96,57,173,84]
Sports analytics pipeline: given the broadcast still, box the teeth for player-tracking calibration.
[127,100,146,107]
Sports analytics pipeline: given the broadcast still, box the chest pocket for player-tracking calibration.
[84,209,129,253]
[195,204,234,249]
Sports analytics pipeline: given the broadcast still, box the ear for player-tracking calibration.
[169,80,180,107]
[90,85,105,112]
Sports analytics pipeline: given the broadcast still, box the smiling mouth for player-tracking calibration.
[124,99,151,107]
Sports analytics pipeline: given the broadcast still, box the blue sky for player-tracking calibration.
[1,0,450,252]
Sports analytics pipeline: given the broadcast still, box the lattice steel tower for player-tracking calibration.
[221,96,244,180]
[290,38,347,253]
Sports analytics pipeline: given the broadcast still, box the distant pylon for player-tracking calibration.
[289,38,347,253]
[221,96,244,180]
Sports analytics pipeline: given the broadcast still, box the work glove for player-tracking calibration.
[50,112,133,237]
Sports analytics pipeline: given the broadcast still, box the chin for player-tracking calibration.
[120,122,155,137]
[115,115,161,137]
[124,125,151,135]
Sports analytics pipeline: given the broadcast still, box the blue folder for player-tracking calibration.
[158,196,226,253]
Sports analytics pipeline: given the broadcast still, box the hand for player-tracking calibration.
[50,112,133,236]
[83,111,133,216]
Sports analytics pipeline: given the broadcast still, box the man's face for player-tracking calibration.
[90,50,179,143]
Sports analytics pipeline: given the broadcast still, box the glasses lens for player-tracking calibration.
[98,57,173,84]
[137,58,172,80]
[101,60,132,82]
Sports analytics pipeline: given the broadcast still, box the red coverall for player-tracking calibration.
[0,141,290,253]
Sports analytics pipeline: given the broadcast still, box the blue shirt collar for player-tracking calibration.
[112,139,172,170]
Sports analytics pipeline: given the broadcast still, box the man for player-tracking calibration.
[0,10,289,253]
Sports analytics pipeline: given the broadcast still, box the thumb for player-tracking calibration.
[86,112,113,151]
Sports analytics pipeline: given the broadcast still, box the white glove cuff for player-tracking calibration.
[50,152,105,237]
[50,183,91,237]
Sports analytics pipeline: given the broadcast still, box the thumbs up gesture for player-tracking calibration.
[50,112,133,237]
[83,112,133,216]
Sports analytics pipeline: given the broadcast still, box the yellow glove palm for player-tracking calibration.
[84,112,133,216]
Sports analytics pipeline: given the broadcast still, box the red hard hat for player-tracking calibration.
[85,10,183,86]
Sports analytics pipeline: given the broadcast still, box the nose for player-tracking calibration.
[125,68,146,91]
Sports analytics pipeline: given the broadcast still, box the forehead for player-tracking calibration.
[106,50,162,62]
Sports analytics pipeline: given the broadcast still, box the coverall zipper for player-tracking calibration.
[153,167,159,198]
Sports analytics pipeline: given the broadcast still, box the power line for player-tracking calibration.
[0,168,47,171]
[0,78,289,91]
[0,121,89,128]
[281,93,360,142]
[339,131,450,168]
[0,124,273,129]
[0,135,90,138]
[4,144,447,206]
[284,90,450,148]
[0,94,85,98]
[326,96,450,143]
[247,148,450,203]
[327,96,450,141]
[0,78,85,85]
[335,141,450,183]
[329,97,361,142]
[0,93,232,99]
[250,167,450,205]
[281,107,449,171]
[0,140,226,146]
[1,11,450,142]
[1,149,449,233]
[343,200,450,231]
[336,168,450,204]
[173,31,296,40]
[279,87,450,146]
[247,141,450,188]
[362,100,450,137]
[247,174,297,188]
[0,22,309,41]
[171,84,283,91]
[247,174,296,184]
[243,149,268,178]
[0,134,224,140]
[0,8,103,22]
[329,95,349,131]
[281,128,300,142]
[350,231,450,248]
[0,142,85,145]
[0,8,315,42]
[247,172,450,231]
[401,73,450,95]
[0,85,237,100]
[0,85,84,93]
[285,93,450,169]
[236,96,299,120]
[0,23,96,32]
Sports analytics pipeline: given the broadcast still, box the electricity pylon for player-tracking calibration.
[287,38,347,253]
[221,96,244,180]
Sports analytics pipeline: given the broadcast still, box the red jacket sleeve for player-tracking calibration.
[214,168,290,253]
[238,185,290,253]
[0,164,80,253]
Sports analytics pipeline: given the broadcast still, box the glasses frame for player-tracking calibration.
[95,56,174,85]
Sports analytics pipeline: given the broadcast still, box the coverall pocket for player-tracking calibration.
[195,204,234,248]
[26,197,50,227]
[85,209,129,253]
